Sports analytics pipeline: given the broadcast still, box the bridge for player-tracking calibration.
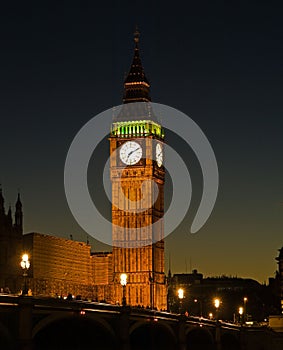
[0,295,282,350]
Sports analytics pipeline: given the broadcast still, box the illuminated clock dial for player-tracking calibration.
[156,143,163,167]
[119,141,142,165]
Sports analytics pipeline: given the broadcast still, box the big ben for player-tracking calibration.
[110,30,167,310]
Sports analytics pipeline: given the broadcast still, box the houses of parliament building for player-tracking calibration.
[1,32,282,315]
[0,31,167,311]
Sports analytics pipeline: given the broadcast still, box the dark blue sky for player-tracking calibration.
[0,1,282,282]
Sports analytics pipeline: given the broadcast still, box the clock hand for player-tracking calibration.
[127,147,140,159]
[157,152,163,158]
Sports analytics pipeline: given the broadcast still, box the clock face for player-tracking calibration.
[156,143,163,167]
[119,141,142,165]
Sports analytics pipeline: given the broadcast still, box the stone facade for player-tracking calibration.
[23,232,94,298]
[91,252,113,303]
[110,135,167,309]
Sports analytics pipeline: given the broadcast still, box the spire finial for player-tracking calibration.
[134,25,140,44]
[16,190,22,209]
[122,27,151,104]
[16,188,22,202]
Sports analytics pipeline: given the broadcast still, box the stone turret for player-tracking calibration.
[0,188,24,293]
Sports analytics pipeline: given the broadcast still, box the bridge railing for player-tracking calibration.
[0,295,268,332]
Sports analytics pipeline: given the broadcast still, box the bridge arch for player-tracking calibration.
[33,313,117,350]
[186,327,215,350]
[32,311,73,338]
[221,332,241,350]
[130,320,177,350]
[0,320,14,350]
[32,311,116,339]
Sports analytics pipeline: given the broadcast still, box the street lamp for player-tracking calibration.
[244,297,248,323]
[214,298,220,321]
[20,253,30,295]
[120,273,127,306]
[194,298,203,317]
[239,306,244,325]
[177,288,184,314]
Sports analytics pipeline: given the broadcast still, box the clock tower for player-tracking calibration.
[110,30,167,310]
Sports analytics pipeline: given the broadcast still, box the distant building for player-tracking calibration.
[167,270,203,311]
[167,270,274,321]
[276,247,283,313]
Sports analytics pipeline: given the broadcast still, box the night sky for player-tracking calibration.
[0,1,282,283]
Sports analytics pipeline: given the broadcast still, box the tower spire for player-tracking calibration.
[7,205,12,226]
[134,25,140,44]
[16,192,22,208]
[15,191,23,234]
[123,27,151,104]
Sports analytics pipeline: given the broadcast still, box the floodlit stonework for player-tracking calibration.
[110,29,167,310]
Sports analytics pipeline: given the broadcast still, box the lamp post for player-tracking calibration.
[214,298,220,321]
[239,306,244,325]
[194,298,203,317]
[177,288,184,314]
[243,297,248,323]
[120,273,127,306]
[214,299,221,350]
[20,253,30,296]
